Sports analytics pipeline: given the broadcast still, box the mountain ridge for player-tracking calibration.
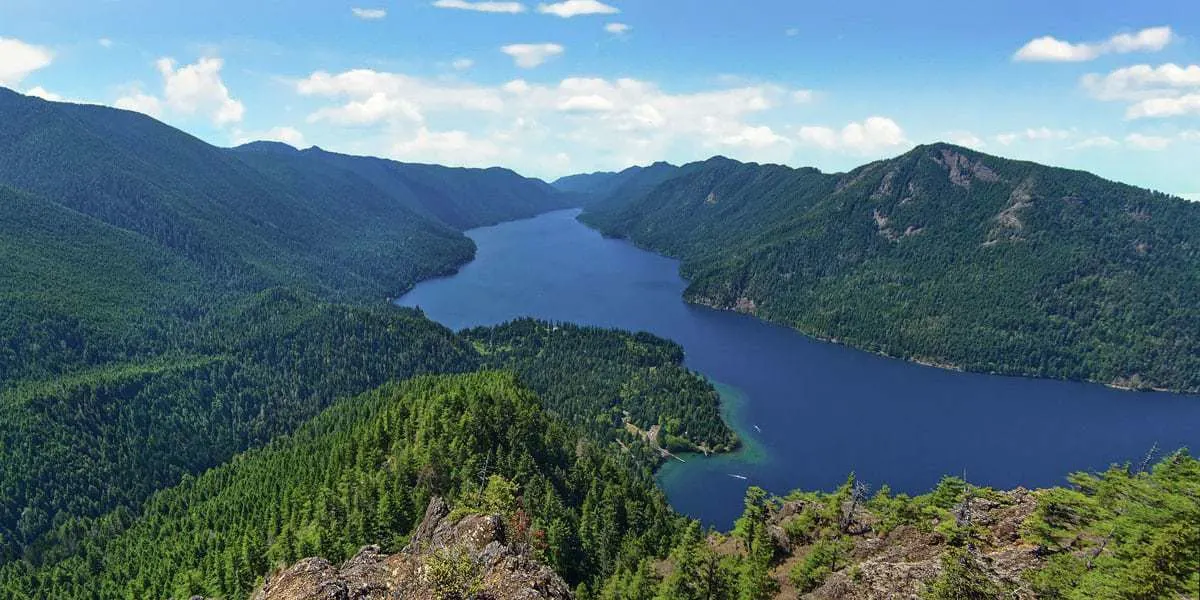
[579,143,1200,392]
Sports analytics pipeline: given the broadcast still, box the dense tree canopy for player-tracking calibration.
[581,144,1200,392]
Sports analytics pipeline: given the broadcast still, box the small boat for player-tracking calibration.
[753,425,762,432]
[728,474,749,480]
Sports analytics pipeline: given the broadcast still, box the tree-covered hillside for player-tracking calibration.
[463,319,738,453]
[581,144,1200,392]
[0,372,686,599]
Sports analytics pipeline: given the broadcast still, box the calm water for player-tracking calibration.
[399,209,1200,529]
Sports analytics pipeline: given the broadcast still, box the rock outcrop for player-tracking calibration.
[253,497,572,600]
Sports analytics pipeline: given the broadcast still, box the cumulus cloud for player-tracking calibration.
[433,0,526,13]
[1071,135,1120,149]
[233,126,307,147]
[24,86,63,101]
[0,37,53,86]
[114,91,164,118]
[1082,63,1200,119]
[501,43,564,68]
[1082,63,1200,101]
[111,57,244,126]
[391,127,504,166]
[155,57,244,125]
[945,130,986,149]
[994,127,1071,145]
[558,94,615,112]
[295,67,799,172]
[1125,133,1172,150]
[451,58,475,71]
[797,117,908,153]
[790,89,814,103]
[351,7,387,19]
[1125,94,1200,119]
[537,0,619,17]
[605,23,631,35]
[1014,26,1174,62]
[720,125,789,150]
[98,38,114,48]
[298,69,503,126]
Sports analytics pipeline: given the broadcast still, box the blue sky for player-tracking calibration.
[2,0,1199,197]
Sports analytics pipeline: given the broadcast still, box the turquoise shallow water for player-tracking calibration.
[399,209,1200,529]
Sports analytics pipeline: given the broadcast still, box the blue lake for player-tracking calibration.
[399,209,1200,529]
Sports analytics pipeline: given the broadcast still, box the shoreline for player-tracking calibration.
[576,213,1194,397]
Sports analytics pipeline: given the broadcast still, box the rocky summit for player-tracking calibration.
[253,497,572,600]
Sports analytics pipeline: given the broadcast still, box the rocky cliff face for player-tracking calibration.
[253,497,572,600]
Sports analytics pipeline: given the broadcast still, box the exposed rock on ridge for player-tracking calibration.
[253,497,572,600]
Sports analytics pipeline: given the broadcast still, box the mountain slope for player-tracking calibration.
[581,144,1200,392]
[0,373,683,599]
[233,143,570,230]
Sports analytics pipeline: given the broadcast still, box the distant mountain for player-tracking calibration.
[551,162,678,207]
[248,145,568,230]
[581,143,1200,392]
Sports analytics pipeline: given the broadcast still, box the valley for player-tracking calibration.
[0,88,1196,598]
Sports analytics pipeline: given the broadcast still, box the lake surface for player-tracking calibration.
[399,209,1200,529]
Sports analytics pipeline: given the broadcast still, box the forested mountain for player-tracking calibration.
[0,373,685,599]
[581,144,1200,392]
[5,371,1194,599]
[552,162,681,208]
[0,88,574,564]
[2,83,1196,599]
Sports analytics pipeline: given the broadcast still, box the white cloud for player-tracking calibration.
[993,127,1071,145]
[1082,63,1200,119]
[296,67,798,174]
[1082,63,1200,102]
[298,69,504,126]
[605,22,631,35]
[1126,94,1200,119]
[501,43,564,68]
[1071,135,1119,149]
[0,37,53,86]
[1125,132,1172,150]
[451,58,475,71]
[433,0,526,13]
[790,89,814,103]
[558,94,615,112]
[391,127,503,166]
[351,7,387,19]
[151,57,245,125]
[114,91,163,118]
[110,57,243,126]
[785,28,799,37]
[233,126,307,147]
[797,116,908,153]
[98,38,114,49]
[721,125,789,150]
[945,130,986,148]
[537,0,618,17]
[24,86,62,101]
[1014,26,1174,62]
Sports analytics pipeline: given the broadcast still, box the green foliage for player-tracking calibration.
[462,319,737,453]
[0,89,569,564]
[427,546,483,600]
[788,538,853,594]
[581,144,1200,392]
[922,547,1002,600]
[1021,451,1200,599]
[0,373,685,598]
